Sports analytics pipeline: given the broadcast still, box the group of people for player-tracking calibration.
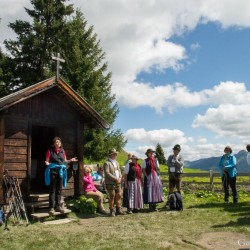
[82,145,184,216]
[44,136,246,217]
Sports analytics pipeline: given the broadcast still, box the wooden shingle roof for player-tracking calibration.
[0,77,109,129]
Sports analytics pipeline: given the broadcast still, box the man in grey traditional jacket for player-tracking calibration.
[104,149,125,216]
[167,144,184,194]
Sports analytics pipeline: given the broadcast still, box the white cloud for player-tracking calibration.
[0,0,31,48]
[124,128,188,146]
[115,81,250,113]
[115,81,205,114]
[203,81,250,106]
[197,137,207,144]
[193,103,250,138]
[200,0,250,28]
[180,143,243,161]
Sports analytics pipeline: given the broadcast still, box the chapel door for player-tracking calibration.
[30,126,56,193]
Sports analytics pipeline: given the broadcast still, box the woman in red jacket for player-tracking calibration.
[83,166,107,214]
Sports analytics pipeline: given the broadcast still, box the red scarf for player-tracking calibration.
[135,163,141,180]
[131,162,141,180]
[148,157,156,172]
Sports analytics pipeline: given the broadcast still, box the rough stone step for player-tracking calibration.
[42,218,76,225]
[30,208,71,220]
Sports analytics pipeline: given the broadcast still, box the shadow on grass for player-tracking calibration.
[73,206,165,219]
[72,211,115,219]
[213,216,250,228]
[188,201,250,227]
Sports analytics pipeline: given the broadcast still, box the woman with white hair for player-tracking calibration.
[83,166,107,214]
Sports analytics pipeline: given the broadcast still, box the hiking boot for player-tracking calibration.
[152,204,158,211]
[133,209,139,213]
[110,209,116,217]
[127,209,133,214]
[233,198,238,204]
[116,207,125,215]
[165,201,170,210]
[55,206,65,213]
[98,207,108,214]
[49,208,55,216]
[149,204,154,212]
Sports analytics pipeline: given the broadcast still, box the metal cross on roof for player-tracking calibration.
[52,53,65,81]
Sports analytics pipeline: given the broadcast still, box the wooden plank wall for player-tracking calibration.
[4,116,28,196]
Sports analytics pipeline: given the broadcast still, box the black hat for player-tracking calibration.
[145,148,155,155]
[173,144,181,151]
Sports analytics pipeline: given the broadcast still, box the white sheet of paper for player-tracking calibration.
[170,167,175,172]
[115,170,120,178]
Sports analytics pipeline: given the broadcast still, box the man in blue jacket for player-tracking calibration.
[218,146,238,203]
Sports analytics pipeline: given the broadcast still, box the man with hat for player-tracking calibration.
[167,144,184,197]
[104,148,125,216]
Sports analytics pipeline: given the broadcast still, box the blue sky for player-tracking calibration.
[1,1,250,161]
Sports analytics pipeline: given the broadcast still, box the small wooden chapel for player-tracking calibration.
[0,75,109,202]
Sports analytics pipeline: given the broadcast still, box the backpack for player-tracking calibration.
[169,192,183,211]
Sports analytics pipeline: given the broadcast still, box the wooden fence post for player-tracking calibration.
[209,170,214,192]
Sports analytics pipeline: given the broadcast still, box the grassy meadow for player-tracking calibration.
[1,150,250,250]
[1,190,250,250]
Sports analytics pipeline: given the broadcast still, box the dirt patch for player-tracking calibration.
[197,232,250,250]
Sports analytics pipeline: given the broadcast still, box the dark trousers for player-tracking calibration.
[222,173,238,202]
[49,172,63,208]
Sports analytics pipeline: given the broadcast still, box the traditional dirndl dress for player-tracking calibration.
[123,162,144,209]
[143,169,164,204]
[125,178,143,209]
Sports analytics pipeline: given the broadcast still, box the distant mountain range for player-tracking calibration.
[185,150,250,173]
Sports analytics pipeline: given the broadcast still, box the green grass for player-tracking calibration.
[1,190,250,250]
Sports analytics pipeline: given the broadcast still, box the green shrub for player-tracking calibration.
[71,195,97,214]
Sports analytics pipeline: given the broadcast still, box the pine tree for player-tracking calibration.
[4,0,74,90]
[0,49,15,97]
[155,143,166,164]
[2,0,126,160]
[60,10,126,161]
